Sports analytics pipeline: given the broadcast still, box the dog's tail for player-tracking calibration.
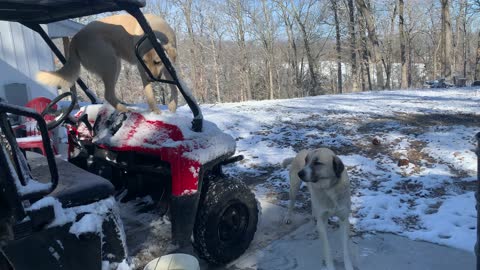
[282,157,295,168]
[36,40,80,89]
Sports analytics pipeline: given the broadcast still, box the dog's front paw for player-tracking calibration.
[151,108,162,115]
[168,100,177,113]
[116,105,131,113]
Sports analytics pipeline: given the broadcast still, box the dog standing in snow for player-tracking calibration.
[37,14,178,114]
[283,148,354,270]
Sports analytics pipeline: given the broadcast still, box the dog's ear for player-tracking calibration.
[332,155,345,178]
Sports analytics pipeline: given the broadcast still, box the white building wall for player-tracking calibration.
[0,21,57,103]
[0,59,55,102]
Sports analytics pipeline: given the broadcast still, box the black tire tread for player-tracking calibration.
[193,177,258,265]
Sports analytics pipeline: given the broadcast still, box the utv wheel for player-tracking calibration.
[193,177,258,265]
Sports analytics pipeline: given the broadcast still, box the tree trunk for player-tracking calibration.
[356,0,385,90]
[385,3,396,90]
[399,0,408,89]
[277,2,300,93]
[260,0,276,100]
[332,0,342,94]
[461,0,467,78]
[209,27,222,103]
[178,0,203,98]
[475,30,480,81]
[440,0,453,80]
[347,0,358,92]
[299,23,318,95]
[230,0,252,101]
[358,12,372,91]
[288,0,318,95]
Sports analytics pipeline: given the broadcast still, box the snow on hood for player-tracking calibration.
[85,104,235,164]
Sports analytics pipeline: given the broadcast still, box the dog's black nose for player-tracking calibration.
[298,170,305,179]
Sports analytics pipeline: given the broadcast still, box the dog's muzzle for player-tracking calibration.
[298,170,315,182]
[298,169,319,183]
[298,170,306,179]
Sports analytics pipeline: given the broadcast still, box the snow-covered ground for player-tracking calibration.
[184,87,478,252]
[59,87,480,268]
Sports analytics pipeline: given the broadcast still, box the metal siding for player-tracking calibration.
[37,25,55,72]
[0,32,4,60]
[9,23,29,76]
[0,21,57,98]
[0,59,55,102]
[22,25,40,78]
[0,21,17,69]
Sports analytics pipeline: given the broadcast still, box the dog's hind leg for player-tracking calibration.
[81,42,128,112]
[103,63,128,112]
[284,172,301,224]
[316,214,335,270]
[340,218,354,270]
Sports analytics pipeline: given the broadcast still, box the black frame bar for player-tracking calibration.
[0,102,58,201]
[134,35,176,85]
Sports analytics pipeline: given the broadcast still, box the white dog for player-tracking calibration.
[283,148,354,270]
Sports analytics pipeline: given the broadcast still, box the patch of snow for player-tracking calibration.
[189,166,200,178]
[16,135,42,143]
[48,246,61,261]
[419,126,477,180]
[102,259,132,270]
[404,192,476,251]
[69,213,104,238]
[180,189,197,196]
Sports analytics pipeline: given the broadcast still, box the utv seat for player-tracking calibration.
[0,103,127,270]
[27,152,115,208]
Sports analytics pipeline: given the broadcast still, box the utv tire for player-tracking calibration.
[193,177,258,265]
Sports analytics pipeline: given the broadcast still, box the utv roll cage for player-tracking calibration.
[0,0,203,132]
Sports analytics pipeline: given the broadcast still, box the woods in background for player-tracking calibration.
[71,0,480,105]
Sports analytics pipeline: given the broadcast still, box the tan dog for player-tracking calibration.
[37,14,178,113]
[283,148,354,270]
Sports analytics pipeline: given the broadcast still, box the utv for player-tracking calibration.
[0,0,258,269]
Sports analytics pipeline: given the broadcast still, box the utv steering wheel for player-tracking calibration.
[41,92,76,130]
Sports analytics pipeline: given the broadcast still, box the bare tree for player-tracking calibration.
[346,0,359,92]
[277,1,300,96]
[399,0,408,88]
[356,0,385,89]
[226,0,252,101]
[331,0,343,94]
[475,30,480,81]
[174,0,203,100]
[252,0,277,99]
[440,0,453,80]
[357,7,373,91]
[285,0,319,95]
[383,2,397,90]
[74,0,480,105]
[205,4,224,103]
